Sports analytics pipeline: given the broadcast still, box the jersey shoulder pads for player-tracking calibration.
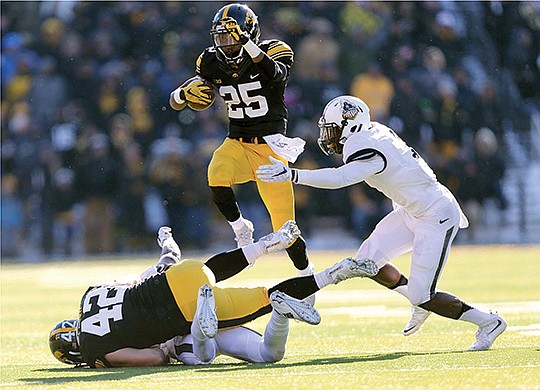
[195,47,217,75]
[261,39,294,65]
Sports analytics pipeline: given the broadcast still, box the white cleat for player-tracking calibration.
[156,226,181,264]
[195,285,218,338]
[157,226,172,247]
[270,290,321,325]
[259,220,301,254]
[297,262,316,306]
[468,312,507,351]
[327,257,378,284]
[403,306,431,336]
[234,219,254,247]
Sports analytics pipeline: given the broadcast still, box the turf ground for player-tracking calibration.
[1,245,539,389]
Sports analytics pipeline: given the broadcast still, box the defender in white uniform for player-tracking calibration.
[257,95,507,351]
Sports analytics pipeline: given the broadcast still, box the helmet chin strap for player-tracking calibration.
[219,47,246,67]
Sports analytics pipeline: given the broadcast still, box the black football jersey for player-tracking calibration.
[77,274,189,368]
[196,39,293,137]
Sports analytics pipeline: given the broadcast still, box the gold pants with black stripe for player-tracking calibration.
[165,260,270,329]
[208,137,295,231]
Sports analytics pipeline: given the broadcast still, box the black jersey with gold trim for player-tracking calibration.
[77,274,188,368]
[196,39,294,138]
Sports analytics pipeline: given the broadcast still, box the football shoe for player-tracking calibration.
[259,220,300,254]
[327,257,378,284]
[195,285,218,339]
[403,306,431,336]
[469,312,507,351]
[270,290,320,325]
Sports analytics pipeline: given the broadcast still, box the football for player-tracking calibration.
[184,76,216,111]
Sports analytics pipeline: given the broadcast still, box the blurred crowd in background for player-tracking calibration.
[1,1,539,260]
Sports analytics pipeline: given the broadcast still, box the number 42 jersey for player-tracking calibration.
[195,39,294,138]
[77,275,188,368]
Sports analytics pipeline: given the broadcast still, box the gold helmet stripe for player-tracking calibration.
[50,327,76,337]
[222,5,231,19]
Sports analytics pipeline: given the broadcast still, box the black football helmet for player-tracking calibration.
[49,319,83,365]
[211,3,260,67]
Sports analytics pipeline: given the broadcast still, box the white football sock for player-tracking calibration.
[297,262,315,276]
[260,310,289,362]
[241,242,265,267]
[313,269,333,289]
[459,307,496,326]
[229,216,248,231]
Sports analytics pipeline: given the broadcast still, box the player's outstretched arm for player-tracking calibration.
[258,157,381,189]
[104,347,168,367]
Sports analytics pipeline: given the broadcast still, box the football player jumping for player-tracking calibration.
[257,96,507,351]
[169,3,313,283]
[49,222,377,368]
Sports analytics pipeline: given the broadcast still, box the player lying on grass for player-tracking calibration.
[257,95,507,351]
[49,221,377,367]
[159,284,319,366]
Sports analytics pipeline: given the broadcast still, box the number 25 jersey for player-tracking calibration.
[196,39,293,138]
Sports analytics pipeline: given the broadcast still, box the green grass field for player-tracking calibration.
[2,245,540,389]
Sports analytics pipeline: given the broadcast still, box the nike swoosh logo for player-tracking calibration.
[273,168,287,177]
[439,218,449,224]
[250,73,260,79]
[488,319,503,335]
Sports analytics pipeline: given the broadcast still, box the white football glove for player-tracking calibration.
[256,156,293,183]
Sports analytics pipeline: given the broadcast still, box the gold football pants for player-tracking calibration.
[207,138,295,231]
[165,260,270,329]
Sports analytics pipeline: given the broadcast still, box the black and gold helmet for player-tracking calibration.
[211,3,260,67]
[49,319,83,365]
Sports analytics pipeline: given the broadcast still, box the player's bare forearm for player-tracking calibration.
[105,347,168,367]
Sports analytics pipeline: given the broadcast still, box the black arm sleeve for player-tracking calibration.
[254,55,288,82]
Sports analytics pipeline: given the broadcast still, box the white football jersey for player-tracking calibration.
[296,122,466,221]
[344,121,450,216]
